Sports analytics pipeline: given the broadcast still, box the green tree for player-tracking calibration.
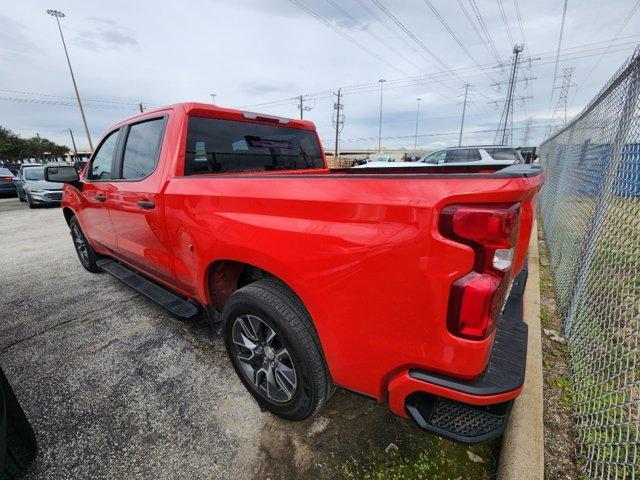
[0,126,69,161]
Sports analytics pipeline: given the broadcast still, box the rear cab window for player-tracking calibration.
[184,117,324,175]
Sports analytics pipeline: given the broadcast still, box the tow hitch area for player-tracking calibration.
[405,393,513,444]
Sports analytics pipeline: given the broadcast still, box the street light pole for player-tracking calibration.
[210,93,217,105]
[414,97,422,150]
[47,9,93,151]
[377,79,386,153]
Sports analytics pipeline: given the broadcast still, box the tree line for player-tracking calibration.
[0,126,70,161]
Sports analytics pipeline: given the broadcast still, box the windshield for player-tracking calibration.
[185,117,324,174]
[24,167,45,181]
[422,150,446,164]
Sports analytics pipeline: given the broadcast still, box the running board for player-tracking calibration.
[96,259,200,319]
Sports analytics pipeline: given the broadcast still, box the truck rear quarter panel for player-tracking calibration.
[162,173,542,400]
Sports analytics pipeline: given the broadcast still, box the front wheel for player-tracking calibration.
[25,195,36,209]
[222,278,334,421]
[69,217,101,273]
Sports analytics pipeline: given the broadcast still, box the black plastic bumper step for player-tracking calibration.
[406,393,512,444]
[97,259,200,319]
[409,264,529,397]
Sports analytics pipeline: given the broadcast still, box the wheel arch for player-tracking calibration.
[205,259,304,313]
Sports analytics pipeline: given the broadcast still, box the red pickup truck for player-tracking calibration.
[45,103,542,443]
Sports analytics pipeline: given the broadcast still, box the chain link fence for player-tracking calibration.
[538,47,639,479]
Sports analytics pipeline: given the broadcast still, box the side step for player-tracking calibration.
[97,259,200,319]
[406,393,512,444]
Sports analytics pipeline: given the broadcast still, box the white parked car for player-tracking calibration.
[353,146,523,168]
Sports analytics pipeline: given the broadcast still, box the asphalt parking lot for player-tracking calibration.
[0,197,495,480]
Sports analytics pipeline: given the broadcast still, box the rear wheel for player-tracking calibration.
[69,217,101,273]
[222,278,334,421]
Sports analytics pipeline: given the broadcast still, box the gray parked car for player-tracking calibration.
[14,165,64,208]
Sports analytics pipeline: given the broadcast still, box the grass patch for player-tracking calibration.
[339,437,497,480]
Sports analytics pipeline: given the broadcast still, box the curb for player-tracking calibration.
[497,221,544,480]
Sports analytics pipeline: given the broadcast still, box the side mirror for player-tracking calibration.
[44,165,79,183]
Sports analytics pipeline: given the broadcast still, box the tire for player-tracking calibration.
[222,278,334,421]
[17,193,25,203]
[68,216,101,273]
[25,195,36,209]
[1,368,37,480]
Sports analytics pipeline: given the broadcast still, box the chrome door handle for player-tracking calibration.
[94,193,106,202]
[137,200,155,209]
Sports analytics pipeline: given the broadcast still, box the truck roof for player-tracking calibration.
[115,102,317,132]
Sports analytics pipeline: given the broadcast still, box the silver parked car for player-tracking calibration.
[14,165,64,208]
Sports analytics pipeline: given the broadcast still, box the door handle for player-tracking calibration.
[137,200,155,210]
[94,193,106,202]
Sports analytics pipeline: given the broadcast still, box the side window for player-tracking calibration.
[121,118,165,180]
[445,149,480,163]
[88,130,119,180]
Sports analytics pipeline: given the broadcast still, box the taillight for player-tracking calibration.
[439,203,521,340]
[1,176,13,182]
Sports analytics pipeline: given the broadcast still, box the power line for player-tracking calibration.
[287,0,409,76]
[455,0,504,70]
[546,0,569,121]
[468,0,505,72]
[352,0,437,68]
[571,0,640,100]
[0,95,138,111]
[241,41,637,111]
[512,0,527,44]
[422,0,499,82]
[369,0,463,89]
[496,0,515,46]
[324,0,424,73]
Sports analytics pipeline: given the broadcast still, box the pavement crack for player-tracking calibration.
[0,294,141,354]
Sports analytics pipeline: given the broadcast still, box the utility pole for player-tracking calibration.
[414,98,422,149]
[298,95,304,120]
[47,9,93,151]
[495,43,525,145]
[210,93,216,105]
[377,79,386,153]
[68,128,78,159]
[332,89,344,159]
[139,102,144,113]
[458,84,470,147]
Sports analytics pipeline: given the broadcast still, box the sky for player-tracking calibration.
[0,0,638,153]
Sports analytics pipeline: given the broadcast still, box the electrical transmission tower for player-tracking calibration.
[521,116,534,146]
[548,67,576,136]
[494,44,529,145]
[332,89,344,159]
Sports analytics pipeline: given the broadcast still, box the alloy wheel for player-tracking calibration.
[71,225,89,265]
[231,314,297,403]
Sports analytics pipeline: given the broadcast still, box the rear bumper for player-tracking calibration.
[387,265,528,443]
